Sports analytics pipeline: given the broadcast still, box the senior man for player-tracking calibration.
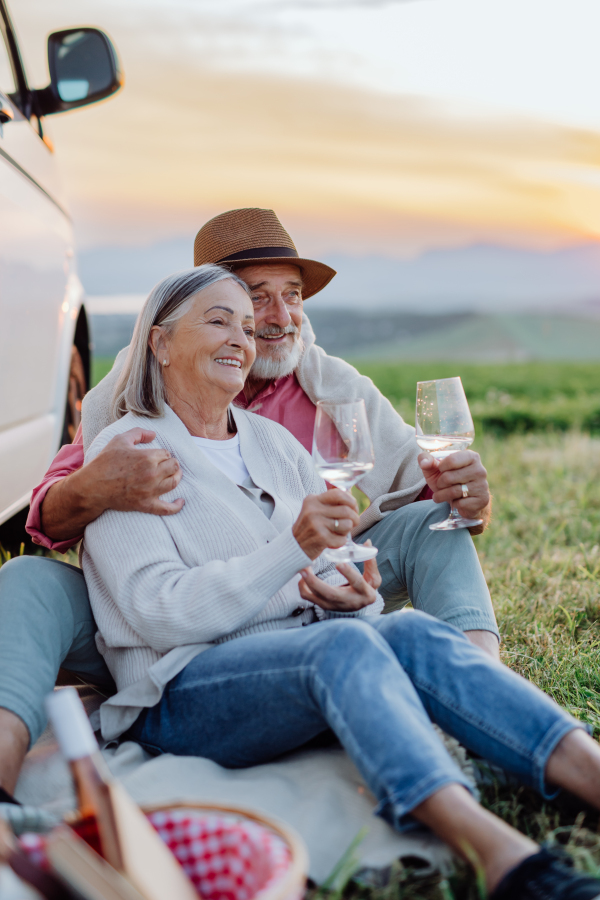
[0,207,496,805]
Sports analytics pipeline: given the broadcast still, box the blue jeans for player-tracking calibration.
[0,500,495,745]
[357,501,499,637]
[128,612,579,831]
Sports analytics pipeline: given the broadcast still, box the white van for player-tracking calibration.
[0,2,121,545]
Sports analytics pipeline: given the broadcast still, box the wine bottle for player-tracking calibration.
[45,688,198,900]
[45,688,124,871]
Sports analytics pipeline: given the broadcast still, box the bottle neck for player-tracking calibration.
[68,754,123,870]
[69,755,105,817]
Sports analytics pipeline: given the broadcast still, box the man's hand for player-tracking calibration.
[292,490,360,560]
[88,429,184,515]
[299,547,380,613]
[418,450,491,534]
[41,429,184,541]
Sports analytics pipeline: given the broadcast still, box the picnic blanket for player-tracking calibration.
[6,692,477,893]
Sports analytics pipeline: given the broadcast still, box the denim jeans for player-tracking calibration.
[128,611,579,831]
[356,500,499,637]
[0,556,113,745]
[0,502,496,747]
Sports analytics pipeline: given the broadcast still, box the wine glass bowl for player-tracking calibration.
[416,377,482,531]
[313,400,378,563]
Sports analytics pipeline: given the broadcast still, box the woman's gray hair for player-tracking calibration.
[112,264,250,419]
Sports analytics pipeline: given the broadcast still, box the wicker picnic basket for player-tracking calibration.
[20,802,308,900]
[141,802,308,900]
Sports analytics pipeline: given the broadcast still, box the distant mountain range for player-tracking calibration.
[84,237,600,362]
[78,239,600,313]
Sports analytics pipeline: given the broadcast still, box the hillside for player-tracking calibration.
[89,308,600,362]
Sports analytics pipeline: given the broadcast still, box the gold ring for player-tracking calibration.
[461,484,469,499]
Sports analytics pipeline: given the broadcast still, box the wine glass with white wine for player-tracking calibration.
[415,377,483,532]
[312,399,378,563]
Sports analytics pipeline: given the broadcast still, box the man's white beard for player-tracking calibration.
[249,332,304,382]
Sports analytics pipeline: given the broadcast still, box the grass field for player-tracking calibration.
[91,356,118,388]
[324,430,600,899]
[350,361,600,436]
[9,359,600,897]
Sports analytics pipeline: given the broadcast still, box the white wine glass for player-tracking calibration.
[312,399,378,563]
[415,377,483,532]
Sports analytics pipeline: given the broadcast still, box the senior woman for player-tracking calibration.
[82,265,600,900]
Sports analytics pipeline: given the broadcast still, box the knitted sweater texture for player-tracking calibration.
[83,404,383,739]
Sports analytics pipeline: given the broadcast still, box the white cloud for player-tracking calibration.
[13,0,600,128]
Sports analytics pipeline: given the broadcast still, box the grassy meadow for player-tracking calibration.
[325,361,600,899]
[2,359,600,898]
[350,360,600,436]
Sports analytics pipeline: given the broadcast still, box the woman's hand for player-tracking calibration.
[292,490,360,560]
[298,548,381,613]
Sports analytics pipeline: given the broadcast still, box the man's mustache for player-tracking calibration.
[255,325,299,339]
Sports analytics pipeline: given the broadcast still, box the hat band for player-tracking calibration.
[217,246,300,264]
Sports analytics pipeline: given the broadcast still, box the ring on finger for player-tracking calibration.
[334,519,340,530]
[461,484,469,499]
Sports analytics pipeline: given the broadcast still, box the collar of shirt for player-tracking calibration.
[234,374,294,412]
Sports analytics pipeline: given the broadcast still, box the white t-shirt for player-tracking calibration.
[190,433,250,485]
[190,433,275,519]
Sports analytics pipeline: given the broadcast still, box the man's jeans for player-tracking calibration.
[356,500,499,637]
[128,612,579,831]
[0,557,113,745]
[0,500,496,746]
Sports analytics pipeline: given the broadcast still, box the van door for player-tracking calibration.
[0,25,73,523]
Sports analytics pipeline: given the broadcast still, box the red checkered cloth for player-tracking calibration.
[19,809,300,900]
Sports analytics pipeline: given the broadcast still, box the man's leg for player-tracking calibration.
[355,500,500,658]
[0,556,112,793]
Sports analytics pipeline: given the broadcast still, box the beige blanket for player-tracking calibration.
[82,314,425,534]
[13,702,473,886]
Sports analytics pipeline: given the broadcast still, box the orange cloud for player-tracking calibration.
[16,0,600,255]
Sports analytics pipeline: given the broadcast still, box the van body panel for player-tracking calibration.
[0,414,56,524]
[0,1,120,528]
[0,95,76,519]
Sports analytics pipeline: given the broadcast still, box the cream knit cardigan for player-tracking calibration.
[83,404,383,740]
[81,315,425,534]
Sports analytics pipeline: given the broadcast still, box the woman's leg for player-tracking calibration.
[129,618,600,894]
[130,618,474,815]
[370,610,593,800]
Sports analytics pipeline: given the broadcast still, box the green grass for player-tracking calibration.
[348,361,600,405]
[349,361,600,436]
[92,356,117,387]
[320,430,600,898]
[93,357,600,435]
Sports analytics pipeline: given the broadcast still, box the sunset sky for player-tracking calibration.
[11,0,600,262]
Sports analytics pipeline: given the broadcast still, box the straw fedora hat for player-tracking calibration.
[194,208,336,299]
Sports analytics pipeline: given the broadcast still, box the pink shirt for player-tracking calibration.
[26,374,431,551]
[234,373,317,453]
[26,425,85,552]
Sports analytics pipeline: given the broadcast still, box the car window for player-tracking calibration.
[0,30,15,94]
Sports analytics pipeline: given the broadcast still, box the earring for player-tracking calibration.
[162,359,168,366]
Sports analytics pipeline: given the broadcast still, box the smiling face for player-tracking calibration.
[150,278,256,413]
[234,263,304,381]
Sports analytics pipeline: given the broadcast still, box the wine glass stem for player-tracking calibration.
[449,504,461,520]
[340,487,355,550]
